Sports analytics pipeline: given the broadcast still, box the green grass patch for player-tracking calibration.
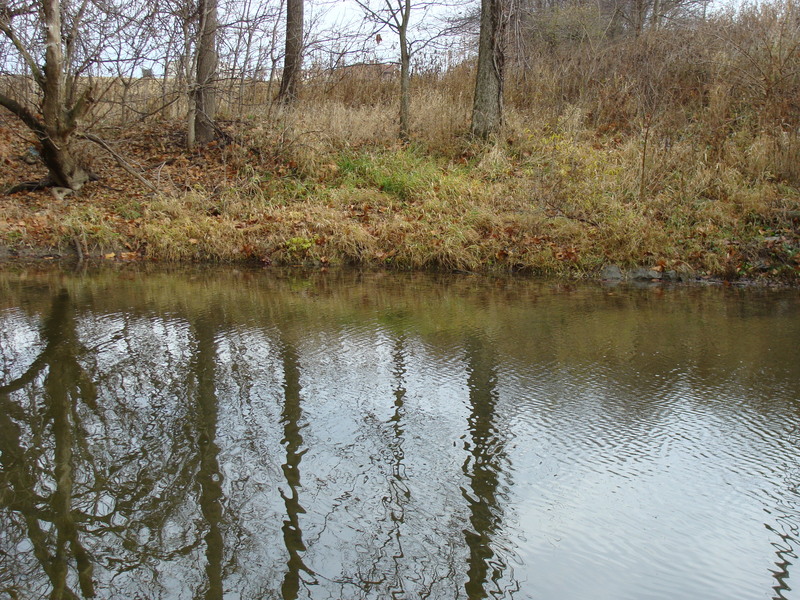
[335,147,449,201]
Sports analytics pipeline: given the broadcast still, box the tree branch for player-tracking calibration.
[78,132,159,193]
[0,17,46,86]
[65,86,94,132]
[0,91,45,136]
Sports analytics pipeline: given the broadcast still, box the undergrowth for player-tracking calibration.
[1,0,799,281]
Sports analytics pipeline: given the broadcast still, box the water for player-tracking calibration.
[0,267,798,600]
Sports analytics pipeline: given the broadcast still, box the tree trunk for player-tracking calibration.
[399,22,410,141]
[277,0,304,104]
[633,0,645,36]
[650,0,662,30]
[40,135,91,190]
[41,0,91,188]
[195,0,218,145]
[470,0,505,140]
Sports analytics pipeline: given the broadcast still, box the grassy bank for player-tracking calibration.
[1,4,799,281]
[1,114,798,281]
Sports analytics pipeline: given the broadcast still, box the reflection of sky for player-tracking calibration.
[502,365,799,600]
[0,308,46,382]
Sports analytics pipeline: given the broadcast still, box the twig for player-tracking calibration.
[543,196,600,227]
[73,236,85,263]
[3,179,52,195]
[639,113,652,204]
[78,132,159,193]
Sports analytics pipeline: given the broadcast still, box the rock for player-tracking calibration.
[51,187,74,201]
[629,267,662,281]
[600,264,623,280]
[22,146,40,165]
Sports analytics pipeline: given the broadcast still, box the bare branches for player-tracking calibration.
[0,89,43,132]
[79,132,158,192]
[0,7,45,85]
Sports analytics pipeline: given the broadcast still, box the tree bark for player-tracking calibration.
[470,0,505,140]
[39,135,91,190]
[398,14,410,141]
[277,0,304,104]
[195,0,218,144]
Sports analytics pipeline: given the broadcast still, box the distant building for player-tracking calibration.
[329,62,399,81]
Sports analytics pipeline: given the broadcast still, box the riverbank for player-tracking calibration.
[2,117,799,283]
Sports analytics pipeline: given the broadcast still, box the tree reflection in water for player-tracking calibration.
[0,290,95,599]
[0,300,251,598]
[0,289,203,598]
[1,269,799,600]
[462,334,516,600]
[767,420,800,600]
[0,289,508,600]
[277,335,316,599]
[384,335,411,597]
[190,317,225,600]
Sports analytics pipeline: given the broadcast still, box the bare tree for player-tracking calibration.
[351,0,412,139]
[193,0,218,145]
[277,0,304,103]
[0,0,162,190]
[471,0,507,139]
[0,0,94,190]
[221,0,283,116]
[352,0,454,140]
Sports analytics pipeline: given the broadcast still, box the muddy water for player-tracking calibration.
[0,267,798,600]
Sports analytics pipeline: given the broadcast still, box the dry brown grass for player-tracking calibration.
[2,1,799,280]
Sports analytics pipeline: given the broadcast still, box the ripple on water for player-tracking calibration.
[493,342,800,598]
[2,274,800,600]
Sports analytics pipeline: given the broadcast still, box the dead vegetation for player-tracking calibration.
[1,1,799,281]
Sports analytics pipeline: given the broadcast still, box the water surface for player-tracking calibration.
[0,267,798,599]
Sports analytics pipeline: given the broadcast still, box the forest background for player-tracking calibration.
[1,0,799,281]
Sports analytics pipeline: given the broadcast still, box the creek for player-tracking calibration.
[1,267,798,599]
